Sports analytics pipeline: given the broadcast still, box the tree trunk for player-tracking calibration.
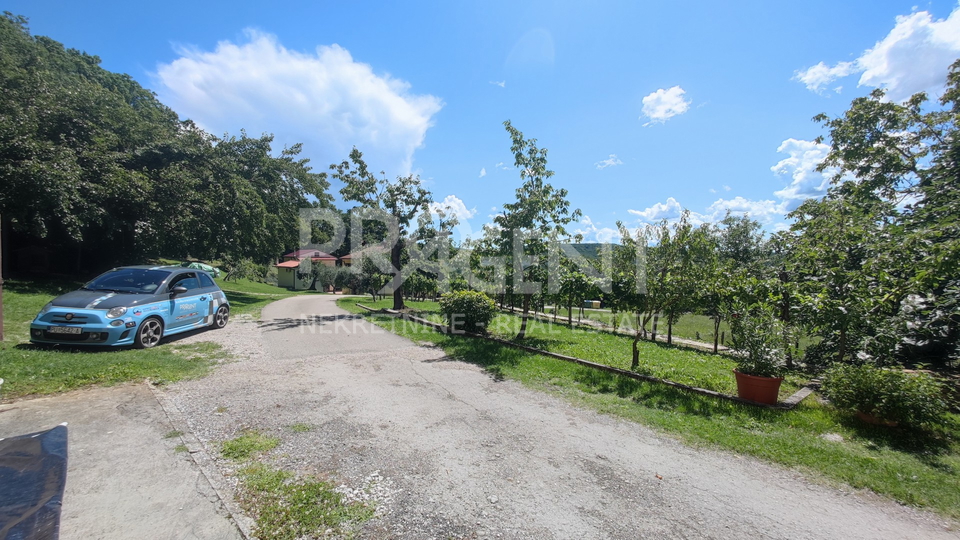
[667,317,673,345]
[567,298,573,325]
[391,242,405,310]
[632,334,640,370]
[651,312,660,341]
[516,294,531,340]
[713,315,721,354]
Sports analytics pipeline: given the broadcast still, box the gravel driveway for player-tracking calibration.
[167,294,957,539]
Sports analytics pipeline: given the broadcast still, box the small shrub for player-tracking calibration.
[821,363,948,427]
[222,257,265,283]
[439,291,496,334]
[728,305,786,378]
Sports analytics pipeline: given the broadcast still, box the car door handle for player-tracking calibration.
[200,296,208,301]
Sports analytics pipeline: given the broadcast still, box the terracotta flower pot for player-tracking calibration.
[855,410,899,427]
[733,370,784,405]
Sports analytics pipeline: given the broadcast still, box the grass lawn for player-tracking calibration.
[215,277,320,319]
[0,278,229,400]
[338,297,960,520]
[550,306,820,351]
[548,306,730,342]
[340,297,804,397]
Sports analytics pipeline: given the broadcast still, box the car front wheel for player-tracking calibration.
[214,305,230,329]
[135,317,163,349]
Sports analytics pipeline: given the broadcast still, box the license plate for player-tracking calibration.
[48,326,82,335]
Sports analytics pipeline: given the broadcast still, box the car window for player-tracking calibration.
[171,273,201,291]
[85,269,172,294]
[198,272,216,288]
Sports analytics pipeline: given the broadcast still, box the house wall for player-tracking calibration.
[277,267,296,289]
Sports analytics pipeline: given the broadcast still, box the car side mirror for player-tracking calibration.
[170,286,188,295]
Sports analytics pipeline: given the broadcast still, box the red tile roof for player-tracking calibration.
[276,260,301,268]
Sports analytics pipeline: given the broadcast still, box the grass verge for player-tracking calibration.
[221,430,374,539]
[237,464,374,540]
[338,297,960,520]
[1,278,228,400]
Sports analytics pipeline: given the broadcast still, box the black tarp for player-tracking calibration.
[0,425,68,540]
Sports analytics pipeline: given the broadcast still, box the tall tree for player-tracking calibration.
[789,60,960,366]
[330,147,431,310]
[485,121,581,340]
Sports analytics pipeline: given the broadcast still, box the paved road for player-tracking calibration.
[0,385,242,540]
[166,295,958,539]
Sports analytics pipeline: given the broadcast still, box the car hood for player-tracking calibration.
[49,290,166,310]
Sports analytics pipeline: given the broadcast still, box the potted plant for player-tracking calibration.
[728,305,786,405]
[821,363,947,428]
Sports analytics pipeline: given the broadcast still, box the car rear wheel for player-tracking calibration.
[135,317,163,349]
[214,305,230,329]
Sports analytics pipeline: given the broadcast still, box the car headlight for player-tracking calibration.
[106,306,128,319]
[39,302,53,315]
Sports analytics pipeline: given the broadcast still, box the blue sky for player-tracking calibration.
[9,0,960,243]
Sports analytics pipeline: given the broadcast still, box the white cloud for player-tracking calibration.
[640,86,691,125]
[154,30,443,174]
[490,80,506,88]
[431,194,476,220]
[629,196,787,228]
[794,61,856,93]
[479,167,487,178]
[628,197,684,221]
[770,138,833,209]
[625,137,844,231]
[795,5,960,101]
[594,154,624,170]
[574,216,620,243]
[704,197,787,224]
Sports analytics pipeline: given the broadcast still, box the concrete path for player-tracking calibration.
[0,385,242,540]
[165,295,958,539]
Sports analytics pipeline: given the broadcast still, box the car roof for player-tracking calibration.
[110,265,182,271]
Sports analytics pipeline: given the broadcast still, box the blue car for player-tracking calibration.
[30,266,230,349]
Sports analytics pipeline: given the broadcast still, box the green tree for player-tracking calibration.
[610,223,649,369]
[0,14,331,269]
[484,121,581,340]
[790,60,960,367]
[331,148,431,310]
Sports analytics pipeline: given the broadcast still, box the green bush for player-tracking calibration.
[821,363,948,427]
[728,305,787,378]
[439,291,496,334]
[223,257,266,282]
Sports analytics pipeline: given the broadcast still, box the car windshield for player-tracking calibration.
[84,268,172,294]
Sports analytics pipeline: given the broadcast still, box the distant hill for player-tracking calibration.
[566,243,614,260]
